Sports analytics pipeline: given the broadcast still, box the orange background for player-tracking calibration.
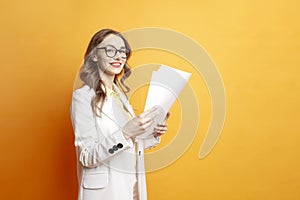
[1,0,300,199]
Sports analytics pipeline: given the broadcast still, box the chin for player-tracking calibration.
[110,68,123,76]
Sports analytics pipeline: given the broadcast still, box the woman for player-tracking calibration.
[70,29,168,200]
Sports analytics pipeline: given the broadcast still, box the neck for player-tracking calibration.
[101,74,115,89]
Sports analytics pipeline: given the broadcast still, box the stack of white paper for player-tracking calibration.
[139,65,191,138]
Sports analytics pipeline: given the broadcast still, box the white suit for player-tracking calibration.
[70,84,160,200]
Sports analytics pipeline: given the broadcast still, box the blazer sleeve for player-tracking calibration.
[70,87,133,168]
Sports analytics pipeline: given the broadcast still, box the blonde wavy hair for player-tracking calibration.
[79,29,132,117]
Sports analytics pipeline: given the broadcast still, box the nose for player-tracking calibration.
[114,53,122,60]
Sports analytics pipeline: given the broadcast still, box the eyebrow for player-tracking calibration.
[104,44,126,49]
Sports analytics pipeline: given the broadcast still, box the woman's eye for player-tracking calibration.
[121,49,129,54]
[106,49,115,53]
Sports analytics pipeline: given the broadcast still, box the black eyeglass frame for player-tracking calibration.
[97,45,130,59]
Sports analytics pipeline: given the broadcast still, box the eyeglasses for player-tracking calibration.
[97,45,130,59]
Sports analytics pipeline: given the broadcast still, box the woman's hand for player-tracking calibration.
[153,112,170,138]
[122,106,161,139]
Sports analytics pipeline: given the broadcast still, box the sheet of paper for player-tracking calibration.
[138,65,191,139]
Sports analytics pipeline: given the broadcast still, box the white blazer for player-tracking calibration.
[70,84,160,200]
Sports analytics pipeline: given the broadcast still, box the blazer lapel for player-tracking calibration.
[99,96,117,122]
[113,84,136,118]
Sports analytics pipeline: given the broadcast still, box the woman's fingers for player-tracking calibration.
[137,107,160,125]
[133,116,156,133]
[139,106,160,118]
[128,107,169,137]
[155,126,167,130]
[139,114,157,125]
[165,112,170,120]
[141,119,155,130]
[157,123,168,127]
[153,122,168,137]
[154,127,167,133]
[161,112,170,125]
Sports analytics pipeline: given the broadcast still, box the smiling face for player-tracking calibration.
[95,34,127,78]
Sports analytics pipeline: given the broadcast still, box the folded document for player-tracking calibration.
[138,65,191,138]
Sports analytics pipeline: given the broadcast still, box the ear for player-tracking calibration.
[92,56,98,62]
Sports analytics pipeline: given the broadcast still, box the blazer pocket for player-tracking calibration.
[83,173,108,189]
